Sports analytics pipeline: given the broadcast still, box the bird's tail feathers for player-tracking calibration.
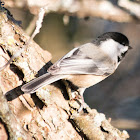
[21,73,66,94]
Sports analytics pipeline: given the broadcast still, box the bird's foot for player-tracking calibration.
[69,92,89,113]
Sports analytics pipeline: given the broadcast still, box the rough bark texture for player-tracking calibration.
[0,6,130,140]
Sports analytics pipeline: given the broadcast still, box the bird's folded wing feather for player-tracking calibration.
[48,43,115,75]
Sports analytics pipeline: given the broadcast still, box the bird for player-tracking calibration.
[21,32,131,99]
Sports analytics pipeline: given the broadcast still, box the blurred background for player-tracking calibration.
[5,0,140,139]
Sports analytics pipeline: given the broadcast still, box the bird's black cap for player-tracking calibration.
[93,32,131,48]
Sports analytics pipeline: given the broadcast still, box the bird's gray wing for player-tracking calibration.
[48,43,115,75]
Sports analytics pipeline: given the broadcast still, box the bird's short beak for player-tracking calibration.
[128,46,132,50]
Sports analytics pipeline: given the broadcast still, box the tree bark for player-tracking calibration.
[0,6,129,140]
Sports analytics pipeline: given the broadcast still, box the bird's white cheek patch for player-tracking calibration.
[99,39,118,59]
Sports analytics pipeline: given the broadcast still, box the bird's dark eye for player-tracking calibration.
[122,42,126,45]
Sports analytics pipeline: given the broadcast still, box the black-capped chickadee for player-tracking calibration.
[21,32,131,98]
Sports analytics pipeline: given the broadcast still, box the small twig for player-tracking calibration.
[25,15,38,36]
[0,7,45,71]
[112,119,140,130]
[30,8,45,40]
